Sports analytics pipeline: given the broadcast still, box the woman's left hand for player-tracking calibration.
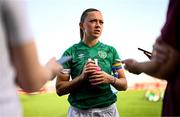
[88,70,112,85]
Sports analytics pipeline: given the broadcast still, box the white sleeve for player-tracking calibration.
[3,0,34,46]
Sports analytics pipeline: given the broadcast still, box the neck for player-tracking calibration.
[82,38,99,47]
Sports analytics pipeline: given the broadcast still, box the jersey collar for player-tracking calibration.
[79,40,101,48]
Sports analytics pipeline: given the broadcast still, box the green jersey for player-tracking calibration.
[62,41,120,109]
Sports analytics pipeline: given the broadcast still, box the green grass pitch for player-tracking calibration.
[20,90,162,117]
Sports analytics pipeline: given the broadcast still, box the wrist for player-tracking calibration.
[79,74,86,81]
[45,64,55,81]
[133,62,142,74]
[110,76,116,85]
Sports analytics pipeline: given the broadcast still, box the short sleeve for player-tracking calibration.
[61,47,73,69]
[110,46,120,64]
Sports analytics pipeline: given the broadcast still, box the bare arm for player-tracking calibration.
[11,41,62,92]
[3,1,62,92]
[111,69,127,91]
[150,41,180,79]
[55,73,85,96]
[121,58,166,79]
[122,41,180,80]
[56,62,93,96]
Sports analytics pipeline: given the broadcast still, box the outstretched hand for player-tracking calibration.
[121,59,142,75]
[46,57,63,80]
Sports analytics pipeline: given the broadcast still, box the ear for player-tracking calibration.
[79,22,84,30]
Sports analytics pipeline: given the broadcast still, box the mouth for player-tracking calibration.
[94,30,101,33]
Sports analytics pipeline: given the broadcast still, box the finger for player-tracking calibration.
[86,65,98,70]
[91,81,102,85]
[50,57,57,61]
[89,74,102,79]
[90,71,102,75]
[89,78,102,82]
[86,61,96,66]
[89,79,103,85]
[123,65,128,70]
[84,70,96,74]
[120,59,130,64]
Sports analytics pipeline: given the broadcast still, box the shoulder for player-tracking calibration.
[100,42,117,51]
[63,42,81,54]
[67,42,81,50]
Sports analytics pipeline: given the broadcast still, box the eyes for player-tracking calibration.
[89,19,104,25]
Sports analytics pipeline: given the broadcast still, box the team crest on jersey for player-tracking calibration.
[98,51,107,59]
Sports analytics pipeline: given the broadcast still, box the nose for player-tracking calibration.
[96,21,100,25]
[95,21,101,28]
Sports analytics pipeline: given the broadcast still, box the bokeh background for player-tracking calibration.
[19,0,169,116]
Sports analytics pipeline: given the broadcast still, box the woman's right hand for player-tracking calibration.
[80,60,98,81]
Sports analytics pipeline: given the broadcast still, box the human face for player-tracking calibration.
[81,11,104,40]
